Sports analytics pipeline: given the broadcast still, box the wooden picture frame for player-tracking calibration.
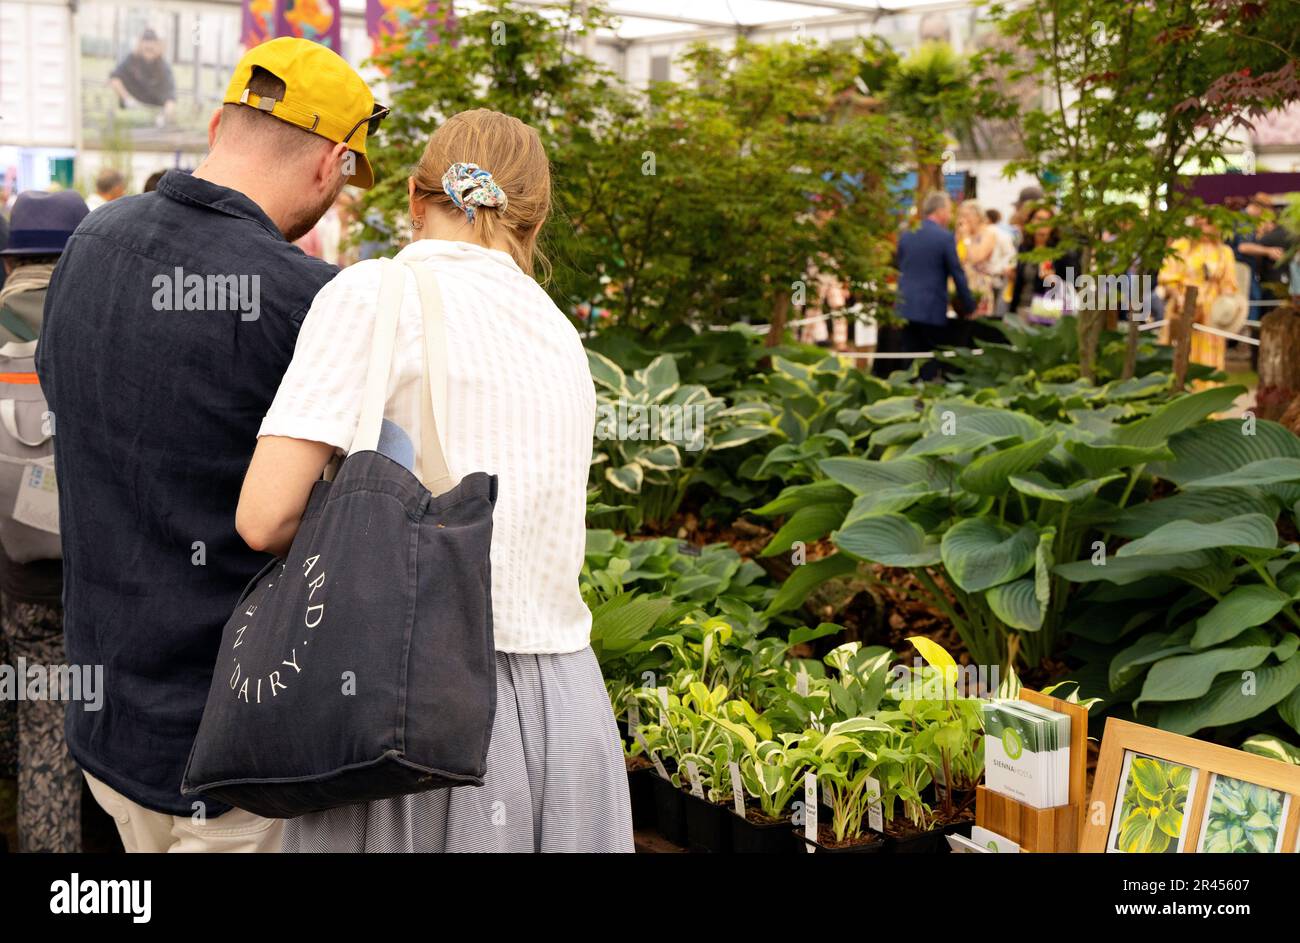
[1082,717,1300,853]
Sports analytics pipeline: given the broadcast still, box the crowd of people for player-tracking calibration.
[798,185,1296,380]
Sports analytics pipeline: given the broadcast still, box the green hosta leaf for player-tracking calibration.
[1107,489,1276,539]
[1110,626,1195,691]
[870,421,923,447]
[941,519,1037,592]
[1063,441,1175,478]
[1152,419,1300,484]
[762,503,850,558]
[587,349,626,392]
[1181,458,1300,490]
[765,553,859,616]
[862,396,921,424]
[711,424,775,450]
[1192,584,1292,649]
[986,578,1045,631]
[1279,683,1300,736]
[818,455,949,495]
[1009,471,1122,503]
[1157,652,1300,735]
[1117,514,1278,557]
[843,482,941,521]
[1054,551,1221,585]
[604,463,644,494]
[589,593,673,659]
[833,513,941,567]
[958,435,1057,496]
[926,401,1045,440]
[1135,629,1279,707]
[752,480,853,517]
[905,429,1014,457]
[1113,385,1244,448]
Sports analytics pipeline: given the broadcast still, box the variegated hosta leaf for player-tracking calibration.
[586,349,626,393]
[636,443,683,472]
[605,463,644,494]
[710,424,774,450]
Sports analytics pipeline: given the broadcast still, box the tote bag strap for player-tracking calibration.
[402,261,455,497]
[349,258,405,459]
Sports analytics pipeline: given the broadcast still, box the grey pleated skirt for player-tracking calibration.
[281,646,634,853]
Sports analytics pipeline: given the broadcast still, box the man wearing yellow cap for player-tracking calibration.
[36,38,383,853]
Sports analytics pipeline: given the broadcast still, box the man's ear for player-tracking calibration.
[207,107,223,149]
[323,141,351,190]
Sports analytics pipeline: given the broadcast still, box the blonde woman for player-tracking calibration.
[956,199,999,317]
[1158,217,1239,371]
[235,109,633,852]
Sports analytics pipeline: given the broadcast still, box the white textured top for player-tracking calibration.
[260,239,596,654]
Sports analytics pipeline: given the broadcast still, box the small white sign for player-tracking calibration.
[970,825,1020,853]
[685,760,705,799]
[804,772,818,851]
[729,762,745,817]
[865,775,884,833]
[656,685,669,727]
[633,728,669,780]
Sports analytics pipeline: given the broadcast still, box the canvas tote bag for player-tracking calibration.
[183,259,497,818]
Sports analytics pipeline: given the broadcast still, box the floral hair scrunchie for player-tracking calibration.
[441,162,508,223]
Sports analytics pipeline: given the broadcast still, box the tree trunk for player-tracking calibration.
[767,289,791,349]
[1121,318,1140,380]
[916,161,942,205]
[1171,285,1198,394]
[1254,304,1300,421]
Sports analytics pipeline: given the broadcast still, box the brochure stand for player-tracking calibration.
[974,688,1088,852]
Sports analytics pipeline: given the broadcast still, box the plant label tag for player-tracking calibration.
[804,772,818,851]
[13,461,58,534]
[633,728,669,780]
[729,762,745,817]
[866,775,884,833]
[795,668,809,698]
[656,685,668,727]
[685,760,705,799]
[627,701,640,732]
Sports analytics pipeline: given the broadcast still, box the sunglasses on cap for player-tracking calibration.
[344,104,390,146]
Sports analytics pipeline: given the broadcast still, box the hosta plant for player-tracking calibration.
[1201,776,1286,853]
[588,350,772,530]
[1115,756,1192,853]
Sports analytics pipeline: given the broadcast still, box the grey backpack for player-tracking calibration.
[0,339,60,562]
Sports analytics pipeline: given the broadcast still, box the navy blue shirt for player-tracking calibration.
[895,218,974,326]
[37,171,337,814]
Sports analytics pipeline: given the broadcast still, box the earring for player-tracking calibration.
[412,217,424,230]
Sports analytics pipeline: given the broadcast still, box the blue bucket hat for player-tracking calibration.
[1,190,91,256]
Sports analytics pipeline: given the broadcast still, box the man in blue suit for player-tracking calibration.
[892,191,974,380]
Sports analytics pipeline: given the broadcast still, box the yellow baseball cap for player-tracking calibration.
[222,37,384,188]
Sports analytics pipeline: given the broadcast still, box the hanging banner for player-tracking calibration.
[241,0,278,49]
[366,0,456,57]
[276,0,342,51]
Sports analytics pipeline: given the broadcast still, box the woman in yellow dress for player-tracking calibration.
[1158,217,1238,371]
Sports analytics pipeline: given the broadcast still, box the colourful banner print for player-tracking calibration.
[241,0,278,48]
[366,0,456,53]
[275,0,343,51]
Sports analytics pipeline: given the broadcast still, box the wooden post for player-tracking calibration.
[1171,285,1197,393]
[1255,304,1300,421]
[1121,317,1140,380]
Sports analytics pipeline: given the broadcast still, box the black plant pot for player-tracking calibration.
[683,793,732,853]
[626,767,656,831]
[795,825,891,854]
[730,811,798,854]
[890,819,973,854]
[650,773,687,847]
